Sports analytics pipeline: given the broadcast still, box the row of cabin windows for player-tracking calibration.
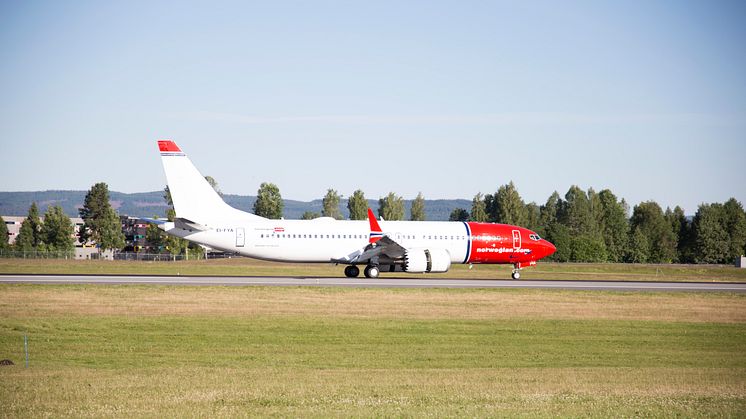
[259,233,468,241]
[260,233,366,239]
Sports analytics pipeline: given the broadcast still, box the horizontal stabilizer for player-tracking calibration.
[174,218,209,232]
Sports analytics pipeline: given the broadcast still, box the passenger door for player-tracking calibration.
[512,230,521,250]
[236,228,245,247]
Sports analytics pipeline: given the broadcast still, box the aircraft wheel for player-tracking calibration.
[344,265,360,278]
[364,265,380,279]
[511,271,521,280]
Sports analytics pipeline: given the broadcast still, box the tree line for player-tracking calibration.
[3,179,743,265]
[253,183,429,222]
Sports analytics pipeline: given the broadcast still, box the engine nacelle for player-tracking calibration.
[403,248,451,273]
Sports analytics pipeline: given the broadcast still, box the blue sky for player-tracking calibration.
[1,0,744,214]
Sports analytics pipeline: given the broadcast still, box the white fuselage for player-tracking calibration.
[166,218,471,264]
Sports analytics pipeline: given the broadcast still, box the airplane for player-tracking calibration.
[155,140,556,279]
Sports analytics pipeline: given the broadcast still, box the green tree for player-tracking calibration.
[204,176,223,197]
[449,208,470,222]
[410,192,426,221]
[560,186,598,235]
[540,192,562,258]
[145,222,166,252]
[14,220,35,251]
[322,189,343,220]
[470,193,488,222]
[164,186,173,207]
[301,211,321,220]
[0,216,9,250]
[627,227,651,263]
[671,206,694,263]
[15,203,43,251]
[484,193,496,222]
[347,190,368,220]
[570,235,607,262]
[598,190,629,262]
[664,206,687,263]
[493,181,527,225]
[79,182,125,251]
[546,223,571,262]
[628,201,676,263]
[558,186,606,262]
[692,203,729,263]
[378,192,405,221]
[166,233,187,258]
[588,188,604,232]
[723,198,746,261]
[161,188,195,260]
[540,191,561,227]
[41,205,74,252]
[253,182,283,219]
[525,202,541,233]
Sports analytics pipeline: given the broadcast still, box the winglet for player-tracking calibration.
[367,208,383,244]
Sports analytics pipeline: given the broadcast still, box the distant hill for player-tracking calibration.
[0,190,471,221]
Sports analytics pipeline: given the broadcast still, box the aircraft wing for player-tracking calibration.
[353,235,407,263]
[140,217,208,232]
[336,208,408,264]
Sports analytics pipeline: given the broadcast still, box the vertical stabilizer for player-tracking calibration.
[158,140,264,226]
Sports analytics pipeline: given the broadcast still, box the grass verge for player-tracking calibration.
[0,285,744,416]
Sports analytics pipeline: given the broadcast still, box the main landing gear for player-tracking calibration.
[343,265,380,279]
[344,265,360,278]
[364,265,380,279]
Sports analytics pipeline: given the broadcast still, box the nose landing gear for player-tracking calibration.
[511,263,522,280]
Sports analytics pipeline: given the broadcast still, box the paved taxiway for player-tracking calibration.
[1,274,744,292]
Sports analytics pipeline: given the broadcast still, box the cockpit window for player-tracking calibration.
[529,234,541,241]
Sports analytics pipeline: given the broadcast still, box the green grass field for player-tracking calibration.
[1,257,745,282]
[1,285,744,417]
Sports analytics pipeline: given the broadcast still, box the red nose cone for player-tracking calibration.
[545,240,556,257]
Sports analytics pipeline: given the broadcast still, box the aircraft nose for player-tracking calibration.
[544,240,556,257]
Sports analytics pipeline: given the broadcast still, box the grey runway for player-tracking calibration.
[1,274,745,292]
